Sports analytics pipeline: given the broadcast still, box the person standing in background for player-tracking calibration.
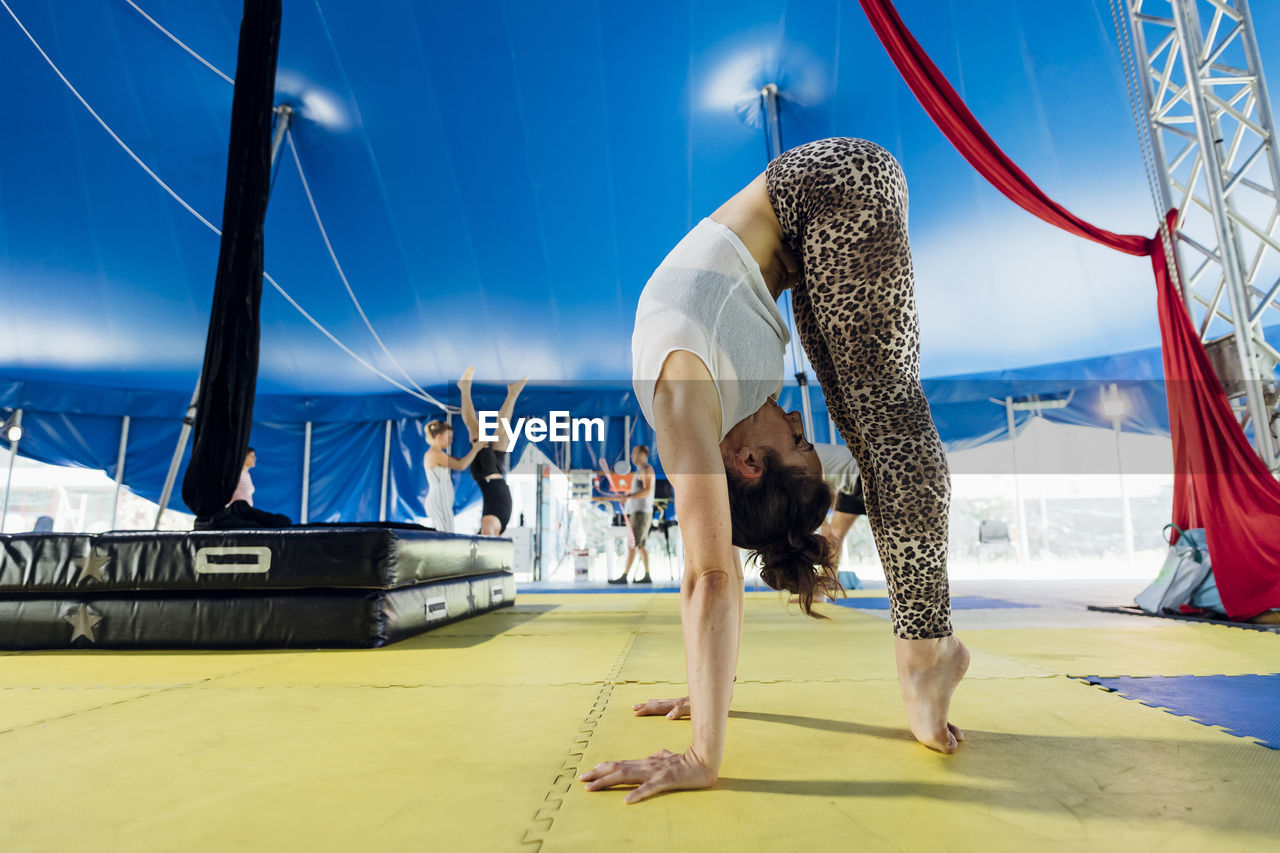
[604,445,656,584]
[423,375,485,534]
[813,441,866,587]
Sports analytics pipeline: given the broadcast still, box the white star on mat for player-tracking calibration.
[64,604,103,644]
[71,551,110,582]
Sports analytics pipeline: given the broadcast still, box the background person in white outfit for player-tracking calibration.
[423,370,485,533]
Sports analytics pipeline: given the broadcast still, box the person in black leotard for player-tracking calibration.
[458,367,526,536]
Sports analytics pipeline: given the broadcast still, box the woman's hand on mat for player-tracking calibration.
[579,747,717,803]
[632,677,735,719]
[632,696,690,719]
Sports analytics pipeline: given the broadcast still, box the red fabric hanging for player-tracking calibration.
[859,0,1280,619]
[1151,214,1280,619]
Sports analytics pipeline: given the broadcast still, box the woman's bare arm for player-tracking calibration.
[447,441,484,471]
[662,366,740,774]
[581,351,739,802]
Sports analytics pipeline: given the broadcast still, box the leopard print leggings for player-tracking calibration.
[766,137,952,640]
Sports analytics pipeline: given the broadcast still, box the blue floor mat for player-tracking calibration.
[1081,674,1280,750]
[832,595,1036,610]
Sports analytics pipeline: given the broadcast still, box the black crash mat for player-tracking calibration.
[0,571,516,649]
[0,526,511,593]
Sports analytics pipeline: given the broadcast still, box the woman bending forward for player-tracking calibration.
[581,138,969,803]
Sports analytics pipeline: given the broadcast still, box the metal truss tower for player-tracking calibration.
[1119,0,1280,472]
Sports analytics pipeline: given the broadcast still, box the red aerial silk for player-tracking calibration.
[859,0,1280,619]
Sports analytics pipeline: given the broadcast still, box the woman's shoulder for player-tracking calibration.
[653,351,721,427]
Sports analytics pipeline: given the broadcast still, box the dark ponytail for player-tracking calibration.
[725,451,842,617]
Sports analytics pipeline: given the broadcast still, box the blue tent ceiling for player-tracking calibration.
[5,0,1277,401]
[5,0,1279,522]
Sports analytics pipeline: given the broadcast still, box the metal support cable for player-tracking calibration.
[285,131,453,411]
[122,0,234,85]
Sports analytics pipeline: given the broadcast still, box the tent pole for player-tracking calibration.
[301,420,311,524]
[796,372,816,443]
[1108,384,1136,568]
[761,84,818,442]
[600,418,608,471]
[379,420,392,522]
[1114,421,1136,567]
[761,84,784,160]
[110,415,130,529]
[1,409,22,532]
[269,104,292,165]
[534,463,545,581]
[154,382,200,528]
[1005,397,1030,565]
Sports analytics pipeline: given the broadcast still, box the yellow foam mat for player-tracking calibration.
[0,683,601,851]
[214,632,637,687]
[1,593,1277,851]
[0,686,159,732]
[618,620,1050,683]
[0,649,294,687]
[567,677,1280,851]
[962,623,1280,676]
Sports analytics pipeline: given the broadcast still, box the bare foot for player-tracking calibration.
[894,635,969,753]
[458,365,475,389]
[507,375,528,396]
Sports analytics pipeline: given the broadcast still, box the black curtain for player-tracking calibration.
[182,0,282,518]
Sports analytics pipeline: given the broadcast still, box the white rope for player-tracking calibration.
[260,273,448,403]
[2,0,221,233]
[122,0,233,85]
[1,0,445,408]
[285,130,453,411]
[121,0,451,412]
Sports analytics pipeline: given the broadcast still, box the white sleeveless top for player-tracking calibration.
[228,470,254,506]
[631,218,790,440]
[423,464,455,533]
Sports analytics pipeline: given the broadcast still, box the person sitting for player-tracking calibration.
[210,447,292,529]
[229,447,257,507]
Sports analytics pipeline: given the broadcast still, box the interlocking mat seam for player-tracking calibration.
[0,655,308,737]
[521,629,639,849]
[0,684,186,738]
[1076,673,1280,750]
